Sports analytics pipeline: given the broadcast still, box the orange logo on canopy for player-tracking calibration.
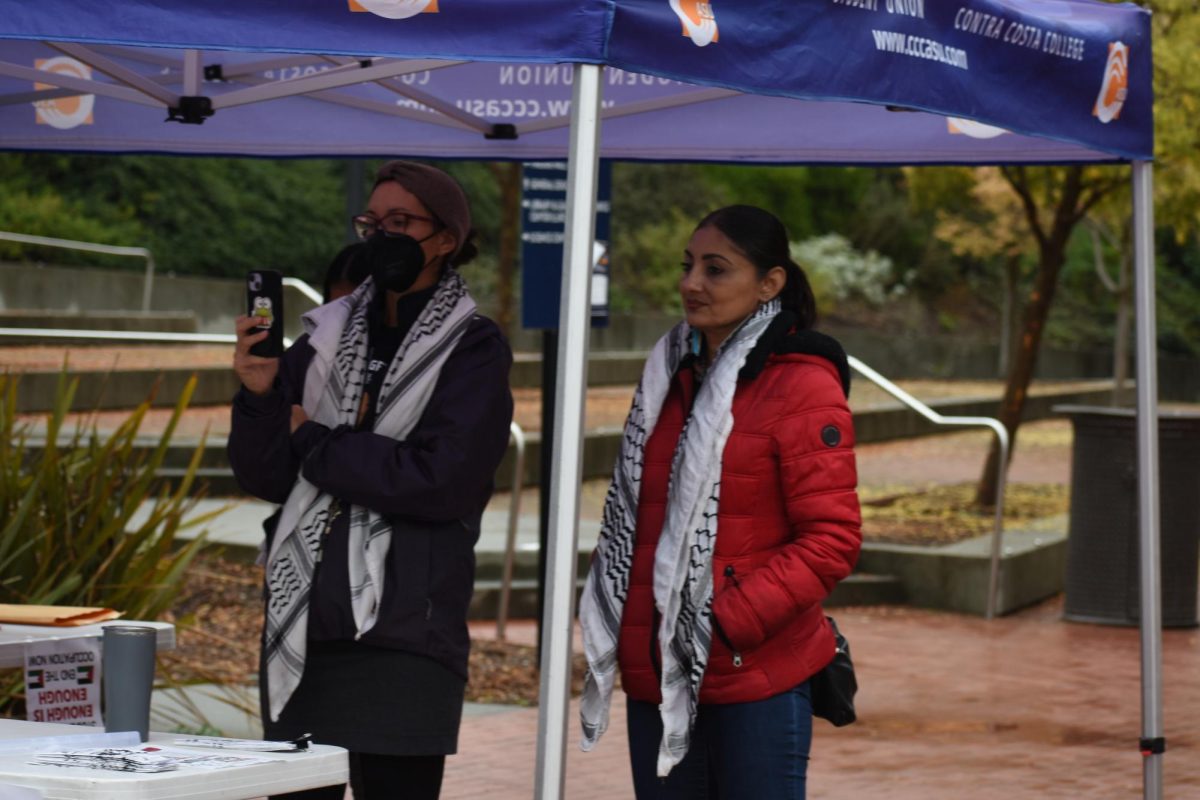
[947,118,1009,139]
[348,0,438,17]
[33,57,94,130]
[1093,42,1128,124]
[670,0,718,47]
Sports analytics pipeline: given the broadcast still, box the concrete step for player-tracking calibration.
[8,352,650,413]
[467,572,902,620]
[473,548,589,582]
[13,367,240,412]
[158,499,904,621]
[159,467,244,498]
[0,309,198,334]
[825,572,907,607]
[469,578,584,620]
[20,380,1117,491]
[510,351,646,388]
[856,522,1069,616]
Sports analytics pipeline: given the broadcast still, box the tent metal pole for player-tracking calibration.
[0,60,160,107]
[47,42,179,106]
[210,58,459,110]
[206,54,330,79]
[318,56,496,134]
[534,62,602,800]
[228,71,479,132]
[182,49,201,96]
[1132,160,1163,800]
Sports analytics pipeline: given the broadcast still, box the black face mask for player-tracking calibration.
[365,232,430,294]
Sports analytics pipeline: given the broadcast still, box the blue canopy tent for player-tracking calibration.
[0,1,1164,796]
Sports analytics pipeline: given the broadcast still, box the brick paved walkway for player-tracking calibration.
[456,600,1199,799]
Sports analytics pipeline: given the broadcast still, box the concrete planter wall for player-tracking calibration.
[856,524,1068,617]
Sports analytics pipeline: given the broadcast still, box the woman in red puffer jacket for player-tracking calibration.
[579,205,861,800]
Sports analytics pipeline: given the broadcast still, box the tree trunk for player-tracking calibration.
[1086,217,1133,406]
[998,254,1020,378]
[489,162,522,334]
[976,165,1099,508]
[975,242,1068,506]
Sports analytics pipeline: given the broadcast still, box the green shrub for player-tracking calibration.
[0,371,216,714]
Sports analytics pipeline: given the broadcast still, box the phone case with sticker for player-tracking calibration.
[246,270,284,358]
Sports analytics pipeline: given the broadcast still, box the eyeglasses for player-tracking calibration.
[352,211,438,241]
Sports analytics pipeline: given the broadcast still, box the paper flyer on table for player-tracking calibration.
[172,735,309,752]
[139,747,277,770]
[29,746,276,772]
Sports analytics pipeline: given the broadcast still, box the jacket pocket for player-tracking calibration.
[712,564,744,668]
[374,523,433,647]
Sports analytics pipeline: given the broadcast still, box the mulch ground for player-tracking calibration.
[861,481,1069,546]
[159,552,586,706]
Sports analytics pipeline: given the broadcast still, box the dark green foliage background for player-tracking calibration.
[1,153,1197,355]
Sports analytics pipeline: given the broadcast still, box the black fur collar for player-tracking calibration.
[737,310,851,398]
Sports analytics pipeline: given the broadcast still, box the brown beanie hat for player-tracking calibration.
[373,160,471,261]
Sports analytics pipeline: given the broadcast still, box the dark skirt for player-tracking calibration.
[261,640,466,756]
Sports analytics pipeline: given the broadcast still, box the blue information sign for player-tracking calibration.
[520,160,612,330]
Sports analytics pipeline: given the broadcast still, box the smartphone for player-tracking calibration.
[246,270,284,358]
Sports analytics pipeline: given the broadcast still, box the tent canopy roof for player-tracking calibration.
[0,0,1153,164]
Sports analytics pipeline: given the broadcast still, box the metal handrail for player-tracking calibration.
[0,327,293,348]
[0,234,326,318]
[0,231,156,312]
[496,420,527,640]
[848,355,1010,620]
[282,277,324,306]
[0,277,325,348]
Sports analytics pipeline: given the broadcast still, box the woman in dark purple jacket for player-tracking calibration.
[230,161,512,800]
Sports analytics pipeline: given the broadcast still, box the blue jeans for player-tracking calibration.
[626,681,813,800]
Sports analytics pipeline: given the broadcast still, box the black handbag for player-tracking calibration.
[810,615,858,727]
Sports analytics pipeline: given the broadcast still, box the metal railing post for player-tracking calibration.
[140,252,156,312]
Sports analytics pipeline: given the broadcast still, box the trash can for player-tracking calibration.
[1055,405,1200,627]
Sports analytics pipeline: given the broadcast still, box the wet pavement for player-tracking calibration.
[459,598,1200,798]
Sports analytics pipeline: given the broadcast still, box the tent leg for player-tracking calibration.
[1132,160,1163,800]
[534,62,603,800]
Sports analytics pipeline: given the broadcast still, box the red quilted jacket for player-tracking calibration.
[617,326,862,705]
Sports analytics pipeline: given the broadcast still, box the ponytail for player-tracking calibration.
[780,261,817,330]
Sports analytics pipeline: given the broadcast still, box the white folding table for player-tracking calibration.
[0,719,349,799]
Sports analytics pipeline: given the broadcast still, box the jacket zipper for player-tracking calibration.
[713,565,743,667]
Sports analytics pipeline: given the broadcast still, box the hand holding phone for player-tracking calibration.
[246,270,284,358]
[234,270,284,396]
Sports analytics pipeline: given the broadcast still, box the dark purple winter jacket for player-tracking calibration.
[228,306,513,679]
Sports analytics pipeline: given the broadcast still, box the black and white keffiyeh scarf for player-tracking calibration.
[264,269,476,722]
[579,298,782,776]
